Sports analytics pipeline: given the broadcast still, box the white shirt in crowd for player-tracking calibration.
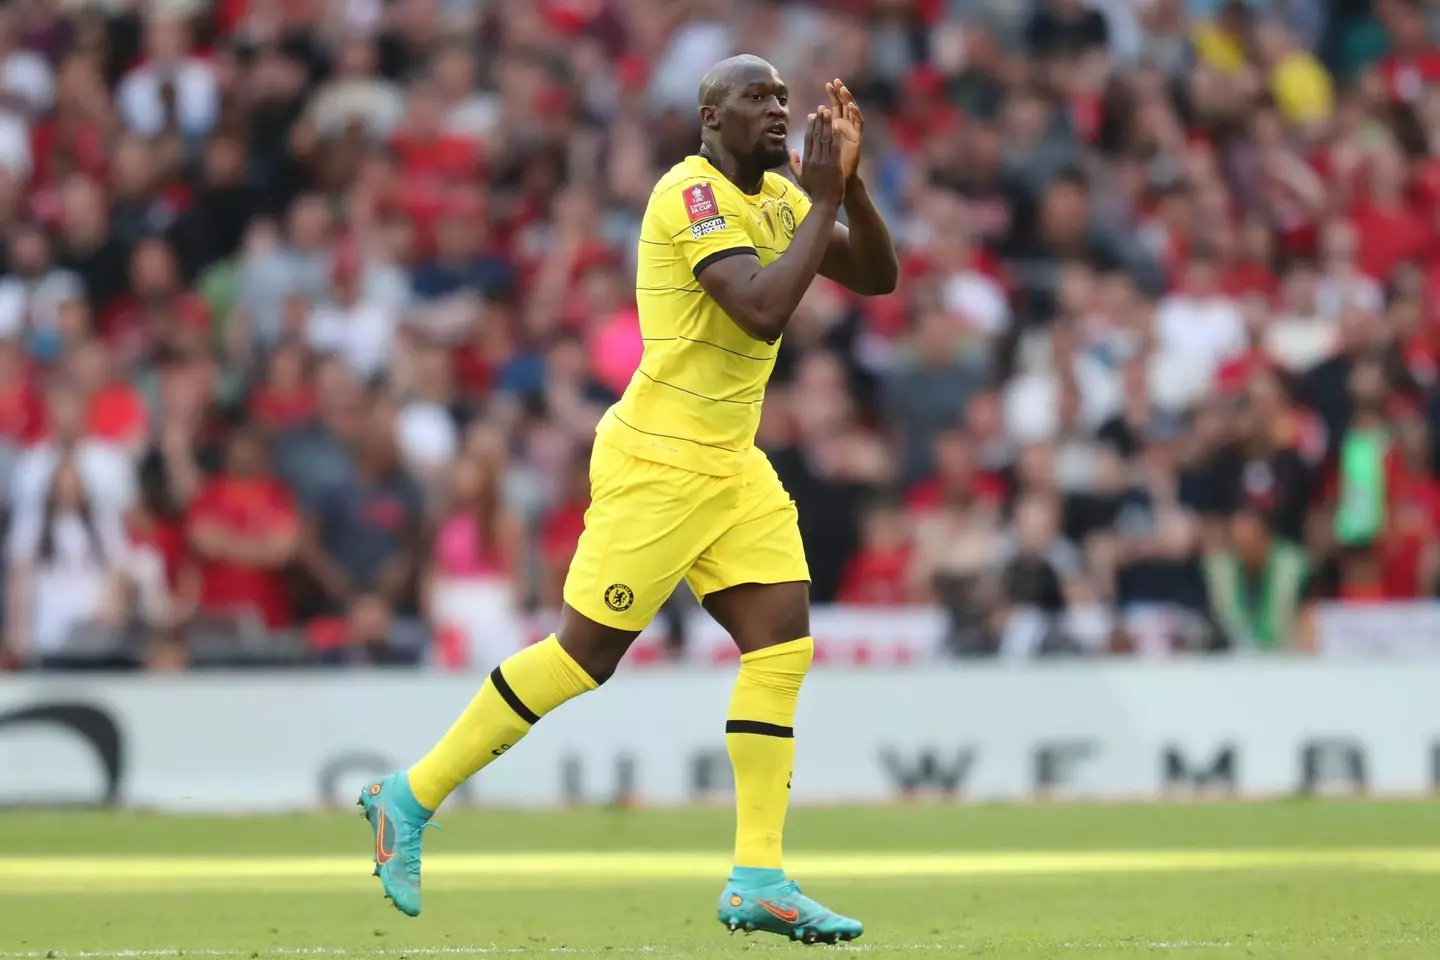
[116,58,218,138]
[1314,274,1383,318]
[5,507,127,655]
[1155,292,1248,384]
[8,440,137,523]
[0,270,85,338]
[306,298,399,380]
[0,107,30,179]
[1,48,54,115]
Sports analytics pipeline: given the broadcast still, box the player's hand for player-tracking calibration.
[793,107,845,209]
[827,78,863,181]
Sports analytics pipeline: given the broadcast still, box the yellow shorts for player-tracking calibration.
[562,440,810,631]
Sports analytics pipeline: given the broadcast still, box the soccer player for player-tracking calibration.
[360,55,897,943]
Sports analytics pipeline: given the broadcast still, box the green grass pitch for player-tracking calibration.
[2,801,1439,958]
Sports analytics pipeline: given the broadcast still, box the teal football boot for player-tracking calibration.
[358,773,435,917]
[717,867,864,944]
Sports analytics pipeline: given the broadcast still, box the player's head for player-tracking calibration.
[698,54,790,170]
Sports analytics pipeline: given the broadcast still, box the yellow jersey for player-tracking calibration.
[596,154,813,477]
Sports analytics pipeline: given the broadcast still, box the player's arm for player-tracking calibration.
[690,110,847,343]
[817,179,897,296]
[794,80,898,296]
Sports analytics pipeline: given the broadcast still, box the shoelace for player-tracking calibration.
[398,821,441,876]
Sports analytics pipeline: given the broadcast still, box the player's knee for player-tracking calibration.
[556,606,640,685]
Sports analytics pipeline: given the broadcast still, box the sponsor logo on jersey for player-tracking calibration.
[690,217,728,239]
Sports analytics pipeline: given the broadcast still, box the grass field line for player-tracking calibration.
[0,943,1262,958]
[5,847,1440,891]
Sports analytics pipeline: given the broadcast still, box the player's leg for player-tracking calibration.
[363,443,715,915]
[686,450,862,944]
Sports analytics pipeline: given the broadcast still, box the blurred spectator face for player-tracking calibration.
[581,267,625,318]
[1017,443,1057,493]
[329,250,362,305]
[1322,219,1358,266]
[1348,357,1388,410]
[1042,177,1088,240]
[914,310,959,360]
[1397,409,1428,462]
[545,335,589,383]
[434,213,479,262]
[131,239,179,298]
[61,176,107,242]
[204,136,246,186]
[1230,511,1271,568]
[403,81,444,138]
[68,338,107,393]
[225,430,269,480]
[266,340,308,391]
[359,402,401,468]
[8,226,50,277]
[146,18,191,64]
[1015,495,1060,556]
[288,196,332,251]
[434,48,476,103]
[933,428,976,484]
[46,386,86,444]
[1281,264,1319,313]
[861,503,909,553]
[1240,218,1273,264]
[111,138,155,199]
[1182,256,1220,297]
[337,36,380,79]
[448,454,489,506]
[1369,147,1405,203]
[49,458,85,509]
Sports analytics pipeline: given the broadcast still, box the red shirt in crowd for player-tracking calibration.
[1383,462,1440,598]
[1349,202,1432,281]
[187,474,299,628]
[1379,51,1440,103]
[86,383,149,447]
[0,371,45,444]
[248,384,316,433]
[836,544,915,605]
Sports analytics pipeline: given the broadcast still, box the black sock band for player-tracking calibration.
[725,719,794,738]
[490,667,541,725]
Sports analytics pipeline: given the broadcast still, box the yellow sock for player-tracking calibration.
[726,636,813,870]
[407,635,596,810]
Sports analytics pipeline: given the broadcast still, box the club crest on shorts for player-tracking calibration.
[604,583,635,612]
[776,201,796,239]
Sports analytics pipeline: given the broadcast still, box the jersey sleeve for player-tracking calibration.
[649,180,756,278]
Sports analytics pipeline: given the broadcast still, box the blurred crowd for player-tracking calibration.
[2,0,1440,669]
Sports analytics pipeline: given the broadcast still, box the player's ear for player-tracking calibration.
[699,105,720,130]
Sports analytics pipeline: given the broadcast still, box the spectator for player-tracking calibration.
[1204,509,1313,651]
[427,452,523,669]
[306,240,399,381]
[837,500,917,606]
[115,17,218,140]
[0,222,84,346]
[538,449,590,610]
[10,381,135,526]
[4,456,129,668]
[181,427,299,632]
[301,401,426,635]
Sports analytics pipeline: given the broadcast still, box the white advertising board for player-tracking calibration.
[0,661,1435,811]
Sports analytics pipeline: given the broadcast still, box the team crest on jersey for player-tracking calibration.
[776,201,796,240]
[604,583,635,612]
